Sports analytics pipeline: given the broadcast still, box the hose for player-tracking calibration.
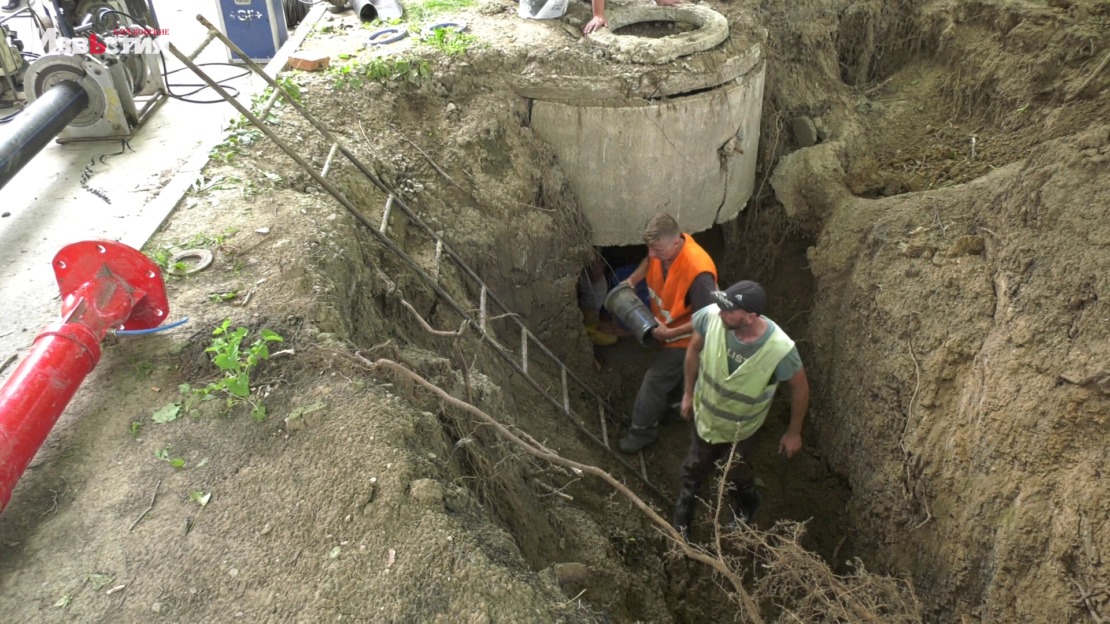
[115,317,190,336]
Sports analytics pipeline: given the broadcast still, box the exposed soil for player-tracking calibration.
[3,0,1110,621]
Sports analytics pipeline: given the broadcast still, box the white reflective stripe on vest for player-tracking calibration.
[647,286,673,324]
[693,306,795,444]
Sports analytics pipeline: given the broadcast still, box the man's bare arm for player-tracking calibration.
[624,257,649,287]
[583,0,607,34]
[680,331,705,420]
[778,367,809,457]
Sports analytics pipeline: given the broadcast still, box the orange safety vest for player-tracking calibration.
[646,234,717,349]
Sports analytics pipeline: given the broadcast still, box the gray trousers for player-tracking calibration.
[628,347,687,441]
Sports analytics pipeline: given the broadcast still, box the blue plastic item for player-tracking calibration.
[115,317,191,336]
[368,27,408,46]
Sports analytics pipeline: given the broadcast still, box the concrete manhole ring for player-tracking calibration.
[587,5,729,65]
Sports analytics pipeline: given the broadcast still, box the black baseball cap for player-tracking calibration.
[711,280,766,314]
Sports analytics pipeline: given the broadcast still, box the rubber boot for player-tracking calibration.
[729,486,762,529]
[672,485,698,541]
[618,426,657,453]
[582,308,600,326]
[586,323,618,346]
[583,309,617,346]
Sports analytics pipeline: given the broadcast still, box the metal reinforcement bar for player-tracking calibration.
[168,27,669,506]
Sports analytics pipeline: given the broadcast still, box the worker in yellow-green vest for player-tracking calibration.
[674,280,810,539]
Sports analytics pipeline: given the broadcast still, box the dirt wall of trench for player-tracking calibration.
[756,0,1110,620]
[757,0,1110,617]
[798,126,1110,622]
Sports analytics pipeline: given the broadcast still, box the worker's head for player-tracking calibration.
[642,213,683,262]
[711,280,766,329]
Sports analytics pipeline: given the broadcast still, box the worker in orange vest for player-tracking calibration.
[619,213,717,453]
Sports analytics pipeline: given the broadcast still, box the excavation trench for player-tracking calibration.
[3,0,1106,620]
[249,4,902,618]
[288,0,1110,610]
[322,168,857,622]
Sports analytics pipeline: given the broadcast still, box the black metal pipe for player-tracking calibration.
[0,80,88,192]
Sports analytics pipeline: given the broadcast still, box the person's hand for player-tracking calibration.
[584,15,608,34]
[779,431,802,458]
[652,325,672,341]
[680,393,694,421]
[654,0,681,6]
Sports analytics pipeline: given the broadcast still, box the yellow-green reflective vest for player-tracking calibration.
[693,307,795,444]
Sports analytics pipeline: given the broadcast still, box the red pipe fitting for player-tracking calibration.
[0,241,168,514]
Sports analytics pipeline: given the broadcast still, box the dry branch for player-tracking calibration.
[359,358,923,622]
[1067,49,1110,102]
[400,299,468,337]
[359,357,767,624]
[129,480,162,532]
[535,479,576,501]
[729,521,921,623]
[389,124,470,194]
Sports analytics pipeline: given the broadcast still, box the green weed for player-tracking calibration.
[329,56,432,89]
[419,27,475,56]
[133,361,154,379]
[194,319,284,421]
[155,445,185,467]
[144,246,171,269]
[210,126,264,163]
[251,75,303,124]
[403,0,476,22]
[85,574,115,591]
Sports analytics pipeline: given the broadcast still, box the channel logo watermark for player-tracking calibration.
[40,28,169,56]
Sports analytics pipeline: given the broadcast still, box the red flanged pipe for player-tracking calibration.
[0,241,169,514]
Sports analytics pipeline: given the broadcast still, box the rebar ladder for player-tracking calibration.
[168,16,671,506]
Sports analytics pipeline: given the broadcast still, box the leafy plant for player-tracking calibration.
[209,291,238,304]
[134,360,154,379]
[404,0,475,22]
[144,246,171,269]
[195,319,284,421]
[250,75,303,123]
[419,27,475,56]
[152,403,182,424]
[186,174,230,196]
[190,491,211,507]
[155,446,185,467]
[210,126,264,163]
[329,56,432,89]
[129,421,144,437]
[86,574,115,591]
